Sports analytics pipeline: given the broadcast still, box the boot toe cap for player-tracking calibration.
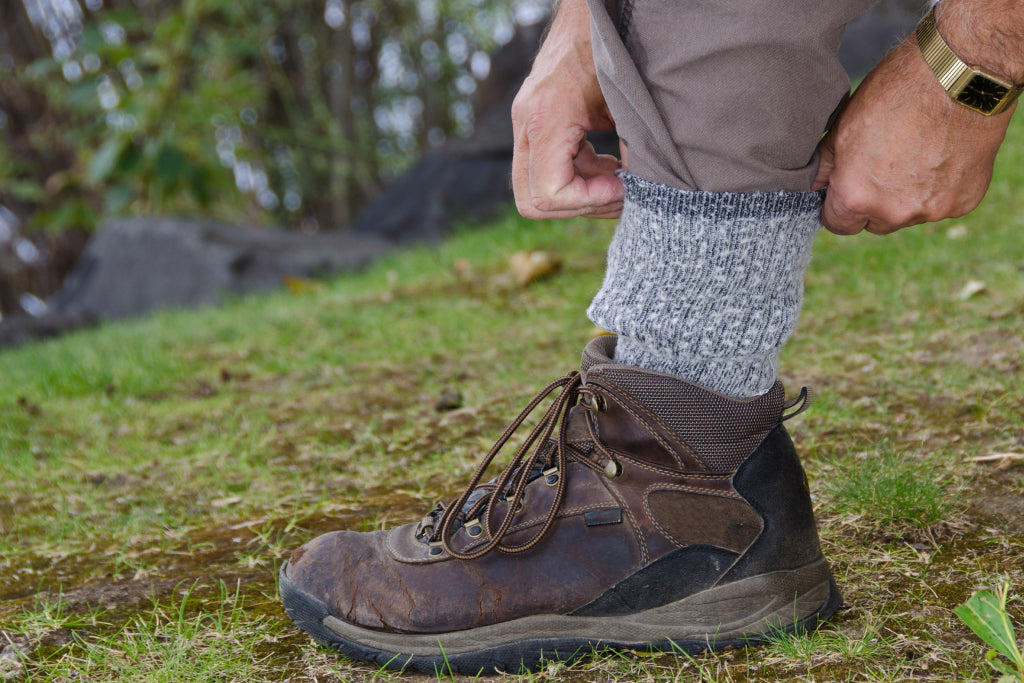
[283,530,377,624]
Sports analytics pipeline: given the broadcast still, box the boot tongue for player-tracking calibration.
[452,456,547,519]
[461,485,491,512]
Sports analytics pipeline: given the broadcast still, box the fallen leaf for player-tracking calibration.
[283,276,324,295]
[986,300,1024,321]
[945,223,969,240]
[969,453,1024,462]
[452,258,473,280]
[509,250,562,286]
[956,279,986,301]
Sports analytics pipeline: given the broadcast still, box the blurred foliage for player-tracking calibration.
[0,0,524,232]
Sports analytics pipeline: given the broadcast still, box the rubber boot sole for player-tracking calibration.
[279,556,842,675]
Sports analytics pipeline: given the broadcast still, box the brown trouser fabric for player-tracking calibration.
[587,0,880,193]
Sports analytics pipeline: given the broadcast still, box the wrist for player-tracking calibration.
[934,0,1024,84]
[913,2,1022,117]
[867,38,1011,133]
[535,0,593,70]
[531,0,600,91]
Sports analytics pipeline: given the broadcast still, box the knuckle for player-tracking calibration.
[514,200,541,220]
[836,185,875,217]
[533,195,559,213]
[887,208,916,228]
[950,195,983,219]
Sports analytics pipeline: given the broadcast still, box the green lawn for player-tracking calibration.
[2,114,1023,682]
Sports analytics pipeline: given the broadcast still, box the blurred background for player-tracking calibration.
[0,0,551,316]
[0,0,921,330]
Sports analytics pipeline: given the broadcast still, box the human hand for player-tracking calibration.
[511,0,624,220]
[814,40,1014,235]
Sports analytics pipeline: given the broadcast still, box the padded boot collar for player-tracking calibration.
[580,335,786,474]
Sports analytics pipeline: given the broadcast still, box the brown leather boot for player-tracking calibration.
[279,336,840,674]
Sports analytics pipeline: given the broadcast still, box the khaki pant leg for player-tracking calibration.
[587,0,879,192]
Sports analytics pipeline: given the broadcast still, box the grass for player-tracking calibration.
[825,445,956,532]
[9,581,288,682]
[1,117,1024,681]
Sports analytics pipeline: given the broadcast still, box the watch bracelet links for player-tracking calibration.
[915,6,1023,116]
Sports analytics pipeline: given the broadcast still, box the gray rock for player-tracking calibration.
[51,217,391,320]
[0,310,97,348]
[351,142,516,245]
[839,0,922,78]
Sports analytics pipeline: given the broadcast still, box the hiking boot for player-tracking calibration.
[279,335,841,674]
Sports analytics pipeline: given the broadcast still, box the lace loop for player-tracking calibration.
[433,372,587,560]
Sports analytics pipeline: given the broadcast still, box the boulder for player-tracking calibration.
[49,216,391,320]
[839,0,922,78]
[0,309,97,347]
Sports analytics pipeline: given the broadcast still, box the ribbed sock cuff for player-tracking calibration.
[587,173,822,398]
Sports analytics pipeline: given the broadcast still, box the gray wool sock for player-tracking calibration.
[587,173,822,399]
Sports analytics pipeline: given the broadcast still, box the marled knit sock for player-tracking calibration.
[587,173,822,399]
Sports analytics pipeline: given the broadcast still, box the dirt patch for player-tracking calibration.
[49,577,183,613]
[1,489,432,616]
[918,328,1024,373]
[972,493,1024,531]
[965,465,1024,533]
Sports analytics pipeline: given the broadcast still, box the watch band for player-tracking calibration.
[916,7,1023,116]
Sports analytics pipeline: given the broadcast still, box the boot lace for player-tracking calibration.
[416,371,613,560]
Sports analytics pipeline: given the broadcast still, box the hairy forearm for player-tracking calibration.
[527,0,603,122]
[937,0,1024,83]
[539,0,593,63]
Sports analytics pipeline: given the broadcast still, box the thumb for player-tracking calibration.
[812,133,835,191]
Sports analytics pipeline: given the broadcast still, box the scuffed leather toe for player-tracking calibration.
[284,529,391,630]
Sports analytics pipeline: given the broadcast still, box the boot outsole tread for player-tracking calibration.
[279,561,843,675]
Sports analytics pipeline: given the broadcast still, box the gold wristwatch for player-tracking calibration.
[915,6,1022,116]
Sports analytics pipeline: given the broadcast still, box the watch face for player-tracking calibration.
[956,73,1011,113]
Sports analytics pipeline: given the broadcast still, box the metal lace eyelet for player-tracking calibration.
[502,496,524,514]
[543,466,559,486]
[603,459,622,478]
[465,518,483,538]
[579,392,606,413]
[428,541,445,556]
